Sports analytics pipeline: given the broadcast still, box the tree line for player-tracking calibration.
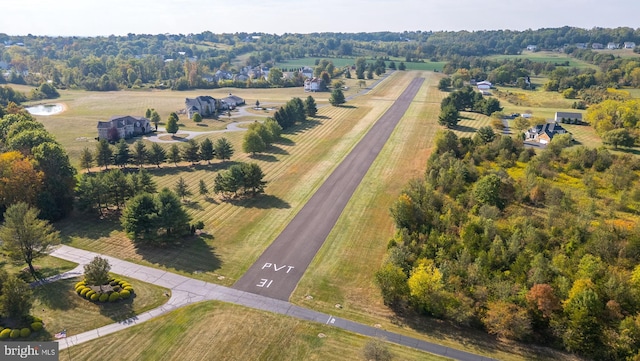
[377,129,640,359]
[438,86,502,128]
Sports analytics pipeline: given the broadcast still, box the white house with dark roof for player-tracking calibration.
[607,42,619,50]
[624,42,637,49]
[220,94,246,110]
[525,122,569,145]
[304,78,323,92]
[97,116,151,141]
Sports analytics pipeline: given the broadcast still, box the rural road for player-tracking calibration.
[50,245,497,361]
[233,77,425,300]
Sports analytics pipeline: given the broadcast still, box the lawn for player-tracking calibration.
[30,275,169,341]
[0,253,77,283]
[276,57,446,72]
[66,301,448,361]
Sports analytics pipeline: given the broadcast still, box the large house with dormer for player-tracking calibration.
[525,122,569,145]
[97,115,151,141]
[185,96,218,119]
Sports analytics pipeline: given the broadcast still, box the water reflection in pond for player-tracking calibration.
[25,104,64,116]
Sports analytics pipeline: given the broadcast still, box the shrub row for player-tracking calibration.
[75,278,134,303]
[0,324,40,339]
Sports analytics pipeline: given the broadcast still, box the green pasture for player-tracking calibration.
[487,51,596,69]
[276,57,446,71]
[67,301,448,361]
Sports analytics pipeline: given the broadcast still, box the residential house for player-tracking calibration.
[525,122,569,145]
[624,42,637,49]
[607,42,619,50]
[555,111,582,124]
[214,70,233,82]
[592,43,604,49]
[185,96,218,119]
[304,77,323,92]
[220,94,246,110]
[477,80,492,92]
[300,67,314,79]
[97,116,151,141]
[576,43,587,49]
[526,45,537,51]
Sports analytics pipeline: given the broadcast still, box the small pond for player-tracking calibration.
[25,104,64,116]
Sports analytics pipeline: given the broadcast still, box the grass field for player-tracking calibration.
[31,275,169,341]
[276,57,446,72]
[487,51,596,69]
[0,254,77,283]
[66,301,449,361]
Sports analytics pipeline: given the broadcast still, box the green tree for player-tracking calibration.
[132,140,147,167]
[148,143,166,168]
[83,256,111,290]
[192,112,202,123]
[438,77,451,91]
[241,162,267,196]
[375,262,409,305]
[474,126,496,144]
[0,274,32,319]
[121,193,158,241]
[362,339,393,361]
[214,137,234,161]
[174,177,191,201]
[32,142,77,221]
[243,130,266,155]
[602,128,635,149]
[182,139,200,165]
[398,62,406,71]
[438,104,459,128]
[198,179,209,197]
[169,144,181,166]
[150,110,160,130]
[199,138,215,164]
[329,88,346,106]
[304,95,318,117]
[156,188,191,237]
[264,118,282,141]
[512,117,531,132]
[473,174,504,209]
[114,138,130,168]
[145,108,152,118]
[166,113,179,135]
[80,146,94,172]
[248,122,274,146]
[96,138,113,170]
[131,168,156,194]
[268,67,284,86]
[0,202,60,280]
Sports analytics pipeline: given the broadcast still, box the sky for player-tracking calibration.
[1,0,639,37]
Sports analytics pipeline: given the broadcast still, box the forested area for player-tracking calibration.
[1,27,640,92]
[377,130,640,359]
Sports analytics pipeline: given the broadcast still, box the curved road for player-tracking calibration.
[233,77,425,300]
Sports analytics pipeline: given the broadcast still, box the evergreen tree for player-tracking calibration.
[304,96,318,117]
[80,146,94,172]
[132,140,147,167]
[96,139,113,170]
[150,110,161,130]
[156,188,191,237]
[169,144,181,166]
[199,138,215,164]
[174,177,191,201]
[198,179,209,196]
[329,88,346,106]
[182,139,200,165]
[166,112,179,135]
[148,143,166,168]
[214,137,234,161]
[114,138,130,168]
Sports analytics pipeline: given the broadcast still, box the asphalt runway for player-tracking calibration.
[233,76,425,300]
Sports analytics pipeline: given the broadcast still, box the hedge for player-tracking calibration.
[124,286,134,292]
[10,329,20,339]
[85,290,96,299]
[30,322,43,332]
[120,289,131,299]
[0,328,10,339]
[80,287,91,296]
[90,293,99,301]
[99,293,109,302]
[109,292,120,302]
[20,328,31,338]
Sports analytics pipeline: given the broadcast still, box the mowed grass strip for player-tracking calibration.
[66,301,449,361]
[31,275,169,341]
[291,72,573,361]
[58,72,403,284]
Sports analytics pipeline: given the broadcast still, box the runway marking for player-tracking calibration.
[326,315,335,324]
[261,262,295,273]
[256,279,273,288]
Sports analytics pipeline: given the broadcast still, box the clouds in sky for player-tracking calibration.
[1,0,638,36]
